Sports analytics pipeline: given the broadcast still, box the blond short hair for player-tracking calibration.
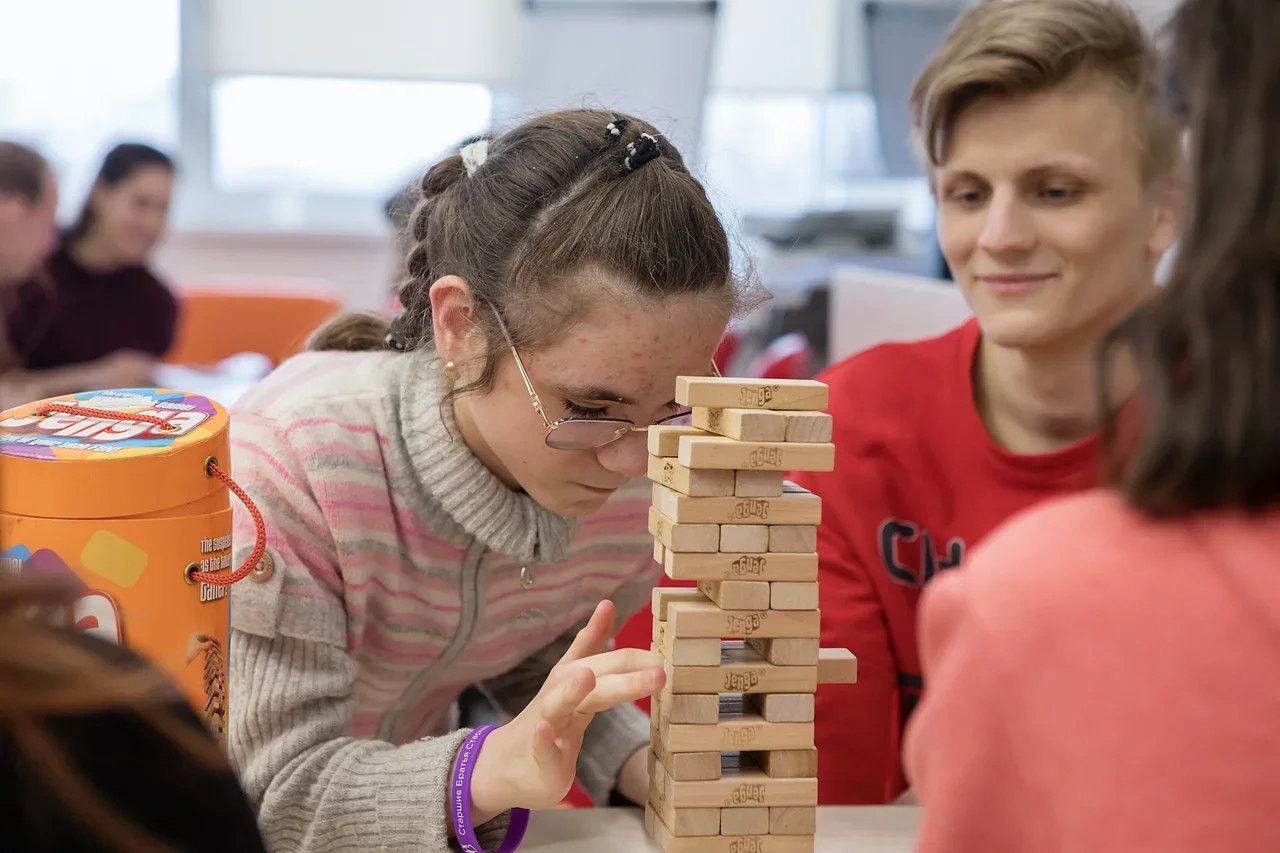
[910,0,1179,182]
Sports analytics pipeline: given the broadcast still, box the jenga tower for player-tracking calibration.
[643,377,858,853]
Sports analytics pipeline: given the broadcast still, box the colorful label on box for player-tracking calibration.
[0,388,227,462]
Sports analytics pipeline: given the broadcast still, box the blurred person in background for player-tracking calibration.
[1,143,180,408]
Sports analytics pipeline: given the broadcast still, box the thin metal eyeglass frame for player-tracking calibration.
[484,302,722,449]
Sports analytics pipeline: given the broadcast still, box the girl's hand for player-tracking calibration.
[468,600,664,819]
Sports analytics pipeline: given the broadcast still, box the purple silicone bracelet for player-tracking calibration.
[452,725,530,853]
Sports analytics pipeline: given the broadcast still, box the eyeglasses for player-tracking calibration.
[486,302,720,450]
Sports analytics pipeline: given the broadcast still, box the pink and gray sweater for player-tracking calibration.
[226,349,656,852]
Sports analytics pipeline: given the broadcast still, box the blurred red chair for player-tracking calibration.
[713,326,743,375]
[165,284,344,368]
[747,332,815,380]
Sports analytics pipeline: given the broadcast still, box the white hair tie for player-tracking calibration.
[460,139,490,177]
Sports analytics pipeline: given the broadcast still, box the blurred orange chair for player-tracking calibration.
[165,285,346,368]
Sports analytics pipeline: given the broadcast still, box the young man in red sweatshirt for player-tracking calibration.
[791,0,1183,805]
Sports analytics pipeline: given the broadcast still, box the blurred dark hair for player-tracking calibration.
[1098,0,1280,515]
[66,143,176,244]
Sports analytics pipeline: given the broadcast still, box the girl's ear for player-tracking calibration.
[428,275,483,364]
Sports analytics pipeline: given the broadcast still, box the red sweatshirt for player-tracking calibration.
[906,492,1280,852]
[789,318,1099,804]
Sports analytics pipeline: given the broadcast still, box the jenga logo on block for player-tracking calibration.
[661,461,675,484]
[724,726,762,748]
[733,499,769,520]
[726,783,767,805]
[739,386,777,407]
[708,408,723,430]
[747,447,783,469]
[730,839,765,853]
[730,556,766,577]
[724,669,762,691]
[726,612,765,635]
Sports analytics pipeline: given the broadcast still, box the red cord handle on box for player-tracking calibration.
[35,402,266,587]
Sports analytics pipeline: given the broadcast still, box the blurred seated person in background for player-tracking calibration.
[0,141,58,394]
[790,0,1183,804]
[0,574,268,852]
[0,142,179,408]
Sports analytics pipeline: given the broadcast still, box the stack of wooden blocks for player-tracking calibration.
[643,376,858,853]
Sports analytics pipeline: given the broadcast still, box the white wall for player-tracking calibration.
[152,230,398,311]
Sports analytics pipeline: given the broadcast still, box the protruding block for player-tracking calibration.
[678,437,835,473]
[768,525,818,553]
[653,586,708,620]
[719,524,769,553]
[667,600,821,639]
[675,377,829,411]
[746,637,821,666]
[784,412,833,443]
[770,807,818,835]
[697,579,771,611]
[652,483,821,525]
[664,550,817,583]
[720,807,770,836]
[735,469,785,496]
[654,620,723,666]
[692,407,787,442]
[649,506,720,553]
[816,647,858,684]
[749,748,819,779]
[648,455,735,497]
[770,581,819,611]
[649,425,709,457]
[748,693,815,723]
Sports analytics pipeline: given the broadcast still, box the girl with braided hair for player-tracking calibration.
[226,108,755,852]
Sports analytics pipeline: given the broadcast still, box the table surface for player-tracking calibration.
[520,806,922,852]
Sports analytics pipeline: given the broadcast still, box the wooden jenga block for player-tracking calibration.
[746,637,821,666]
[768,525,818,553]
[735,470,785,497]
[749,748,819,779]
[664,647,818,695]
[667,600,821,639]
[748,693,815,723]
[784,412,833,443]
[692,407,787,442]
[697,579,771,611]
[770,807,818,835]
[664,550,818,583]
[678,437,836,473]
[662,714,813,754]
[770,581,819,611]
[654,586,710,620]
[654,538,666,564]
[649,425,709,457]
[656,687,720,724]
[650,762,721,836]
[649,809,817,853]
[650,506,720,553]
[719,807,769,836]
[653,765,818,807]
[816,647,858,684]
[675,377,829,411]
[652,483,821,525]
[649,455,736,497]
[654,619,723,666]
[719,524,769,553]
[650,745,723,781]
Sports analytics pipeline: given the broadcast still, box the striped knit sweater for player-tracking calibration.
[225,349,657,853]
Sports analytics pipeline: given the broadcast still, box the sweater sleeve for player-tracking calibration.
[478,547,657,805]
[230,631,511,853]
[902,569,1031,853]
[227,413,510,853]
